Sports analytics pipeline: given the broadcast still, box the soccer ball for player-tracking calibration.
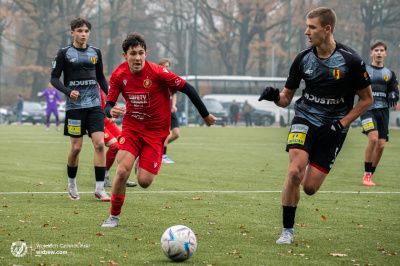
[160,225,197,262]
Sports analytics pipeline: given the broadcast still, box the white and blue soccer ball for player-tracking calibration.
[160,225,197,262]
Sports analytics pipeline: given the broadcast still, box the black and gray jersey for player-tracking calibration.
[366,65,399,110]
[51,44,105,111]
[285,42,371,130]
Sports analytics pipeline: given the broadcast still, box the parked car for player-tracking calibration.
[0,107,8,124]
[7,101,46,124]
[199,99,229,126]
[220,101,275,126]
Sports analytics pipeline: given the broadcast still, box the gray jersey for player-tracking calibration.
[51,44,105,111]
[366,65,399,110]
[285,42,371,130]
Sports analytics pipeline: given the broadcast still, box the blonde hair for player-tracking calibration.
[158,58,170,67]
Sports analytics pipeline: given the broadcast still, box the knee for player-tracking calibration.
[287,167,303,186]
[70,145,82,157]
[369,137,378,146]
[172,131,180,139]
[93,140,105,153]
[139,181,151,189]
[377,142,386,152]
[303,185,318,196]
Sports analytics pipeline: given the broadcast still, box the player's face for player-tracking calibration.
[370,46,387,64]
[123,46,147,75]
[71,25,90,48]
[305,17,329,47]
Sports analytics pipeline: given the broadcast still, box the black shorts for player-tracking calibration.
[360,109,389,141]
[285,117,347,174]
[64,106,105,138]
[170,112,179,130]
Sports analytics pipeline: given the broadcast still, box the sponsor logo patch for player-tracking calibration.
[119,137,125,145]
[291,124,309,134]
[67,119,81,135]
[287,133,306,145]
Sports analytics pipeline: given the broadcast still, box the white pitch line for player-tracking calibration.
[0,191,399,195]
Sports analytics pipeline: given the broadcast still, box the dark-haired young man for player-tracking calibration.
[101,33,217,227]
[259,7,373,244]
[50,18,110,201]
[361,40,399,186]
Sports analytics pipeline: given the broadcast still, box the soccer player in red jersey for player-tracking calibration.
[101,33,217,227]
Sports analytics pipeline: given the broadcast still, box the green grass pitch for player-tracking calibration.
[0,125,399,265]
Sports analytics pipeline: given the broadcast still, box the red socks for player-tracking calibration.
[106,143,119,171]
[110,193,125,216]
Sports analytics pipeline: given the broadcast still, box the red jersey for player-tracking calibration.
[107,60,185,140]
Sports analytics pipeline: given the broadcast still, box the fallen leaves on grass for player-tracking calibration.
[321,215,326,221]
[328,253,347,257]
[107,260,118,265]
[96,232,104,236]
[193,197,202,200]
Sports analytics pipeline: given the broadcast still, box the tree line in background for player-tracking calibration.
[0,0,399,105]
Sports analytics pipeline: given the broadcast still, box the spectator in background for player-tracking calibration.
[230,99,239,126]
[242,100,252,127]
[16,94,23,125]
[38,83,63,131]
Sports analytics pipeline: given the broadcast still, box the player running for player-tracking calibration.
[101,33,217,227]
[361,40,399,186]
[50,18,110,201]
[258,7,373,244]
[38,83,63,131]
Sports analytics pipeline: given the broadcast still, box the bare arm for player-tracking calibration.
[171,93,177,112]
[275,88,296,108]
[340,85,373,128]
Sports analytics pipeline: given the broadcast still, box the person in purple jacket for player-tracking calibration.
[38,83,63,131]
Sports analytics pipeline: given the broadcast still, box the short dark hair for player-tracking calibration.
[122,33,147,53]
[70,18,92,31]
[307,7,336,33]
[370,40,387,51]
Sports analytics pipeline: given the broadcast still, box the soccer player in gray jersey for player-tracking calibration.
[259,7,373,244]
[360,40,399,186]
[50,18,110,201]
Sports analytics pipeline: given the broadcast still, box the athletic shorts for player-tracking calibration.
[360,108,389,141]
[104,119,121,144]
[118,130,164,175]
[170,112,179,129]
[64,106,104,138]
[285,117,347,174]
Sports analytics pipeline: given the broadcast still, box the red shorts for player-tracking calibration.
[118,130,164,175]
[104,120,121,144]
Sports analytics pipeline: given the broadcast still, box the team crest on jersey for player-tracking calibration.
[123,79,128,86]
[105,133,109,139]
[90,57,96,64]
[119,137,125,145]
[364,71,368,79]
[332,69,341,79]
[143,79,152,88]
[384,75,389,82]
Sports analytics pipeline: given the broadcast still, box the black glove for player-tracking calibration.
[316,120,344,143]
[258,87,280,103]
[388,91,399,108]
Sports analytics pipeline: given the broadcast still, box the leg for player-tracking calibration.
[67,137,83,200]
[163,127,179,164]
[363,131,378,186]
[277,148,309,244]
[372,139,386,168]
[92,131,110,201]
[46,116,50,130]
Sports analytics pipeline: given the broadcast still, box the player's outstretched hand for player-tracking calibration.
[203,114,217,126]
[110,106,126,118]
[70,90,80,101]
[258,87,280,102]
[316,120,344,144]
[388,91,399,108]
